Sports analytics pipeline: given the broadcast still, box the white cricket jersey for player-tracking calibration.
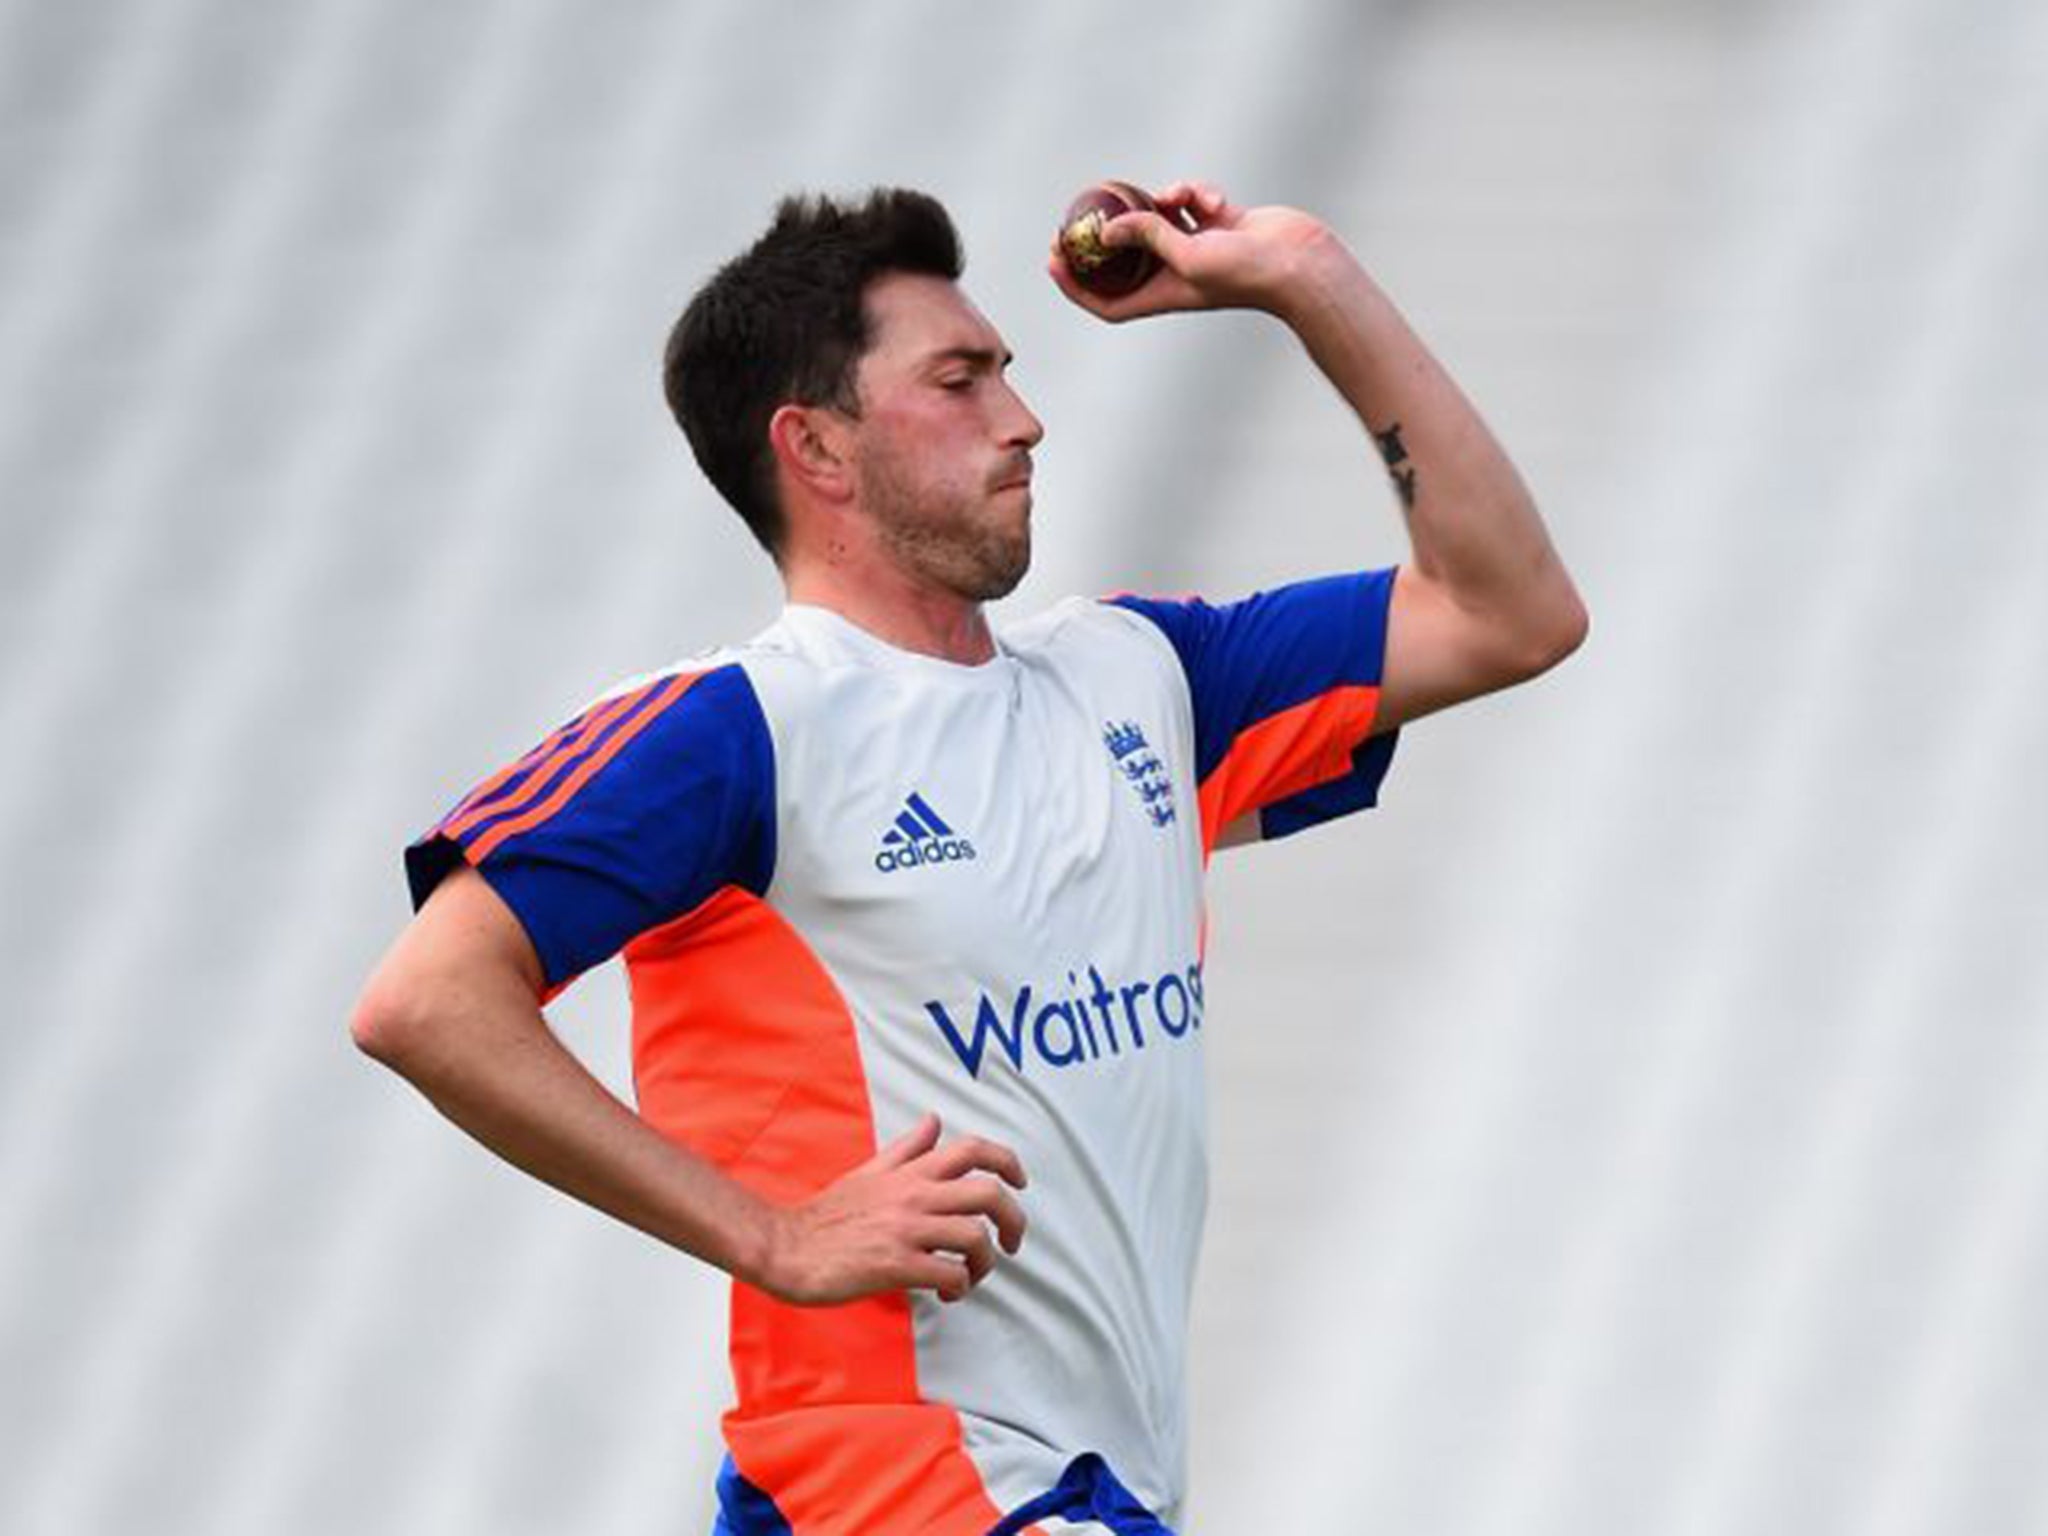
[406,571,1399,1535]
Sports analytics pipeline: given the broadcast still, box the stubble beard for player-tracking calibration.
[860,452,1031,604]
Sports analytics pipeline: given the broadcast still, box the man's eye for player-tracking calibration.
[939,376,973,392]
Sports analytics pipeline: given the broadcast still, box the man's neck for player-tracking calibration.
[783,563,999,666]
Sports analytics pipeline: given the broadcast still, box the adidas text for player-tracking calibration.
[876,836,978,874]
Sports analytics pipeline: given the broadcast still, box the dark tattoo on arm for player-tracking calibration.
[1373,421,1419,510]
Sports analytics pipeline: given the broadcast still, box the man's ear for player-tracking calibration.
[769,403,856,503]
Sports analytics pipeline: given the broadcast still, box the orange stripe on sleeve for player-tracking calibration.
[439,684,654,841]
[436,712,592,834]
[1195,683,1381,857]
[464,671,700,863]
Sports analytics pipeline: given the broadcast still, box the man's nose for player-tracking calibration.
[1000,380,1045,448]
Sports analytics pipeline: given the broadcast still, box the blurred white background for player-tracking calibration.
[3,0,2045,1531]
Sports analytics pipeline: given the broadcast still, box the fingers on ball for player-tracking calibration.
[1057,179,1162,299]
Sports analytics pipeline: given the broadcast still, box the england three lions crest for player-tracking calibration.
[1103,720,1176,830]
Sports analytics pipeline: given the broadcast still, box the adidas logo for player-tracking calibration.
[875,791,978,874]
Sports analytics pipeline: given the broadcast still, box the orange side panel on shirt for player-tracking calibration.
[625,888,1018,1536]
[1196,683,1382,856]
[729,1404,1025,1536]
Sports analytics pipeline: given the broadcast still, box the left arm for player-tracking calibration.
[1049,183,1588,731]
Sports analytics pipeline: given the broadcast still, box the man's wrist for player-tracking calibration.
[724,1190,791,1296]
[1261,226,1378,330]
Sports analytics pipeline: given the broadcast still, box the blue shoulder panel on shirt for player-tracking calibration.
[1107,568,1396,782]
[404,662,776,988]
[1258,729,1400,840]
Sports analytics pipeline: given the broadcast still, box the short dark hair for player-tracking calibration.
[663,187,965,557]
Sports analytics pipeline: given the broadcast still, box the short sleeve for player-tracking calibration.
[1106,569,1399,850]
[403,663,775,989]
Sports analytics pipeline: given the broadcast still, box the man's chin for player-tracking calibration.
[993,528,1033,597]
[877,510,1029,603]
[968,552,1029,603]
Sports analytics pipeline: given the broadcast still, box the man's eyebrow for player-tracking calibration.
[926,345,1013,370]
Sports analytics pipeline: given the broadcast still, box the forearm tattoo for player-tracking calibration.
[1373,421,1419,510]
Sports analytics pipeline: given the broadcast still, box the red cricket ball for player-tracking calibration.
[1057,180,1160,299]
